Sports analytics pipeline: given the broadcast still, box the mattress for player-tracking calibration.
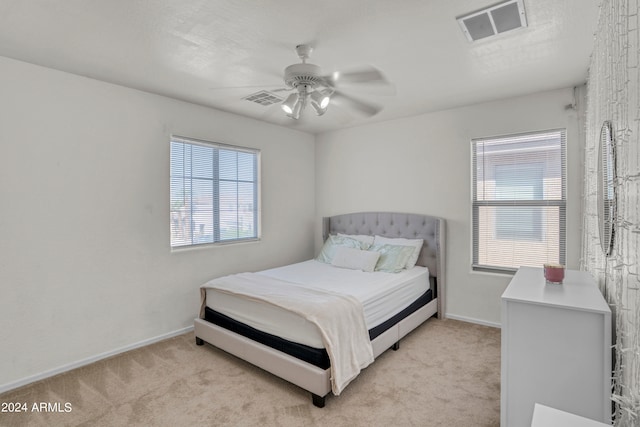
[203,289,432,369]
[206,259,430,349]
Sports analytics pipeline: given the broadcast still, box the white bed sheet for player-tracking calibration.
[206,260,430,348]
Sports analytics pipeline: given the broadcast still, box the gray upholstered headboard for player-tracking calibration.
[322,212,446,317]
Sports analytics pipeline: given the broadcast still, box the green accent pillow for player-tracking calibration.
[316,235,371,264]
[369,244,415,273]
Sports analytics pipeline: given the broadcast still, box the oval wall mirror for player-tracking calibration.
[598,120,616,256]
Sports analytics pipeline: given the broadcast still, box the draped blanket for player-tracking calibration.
[200,272,374,395]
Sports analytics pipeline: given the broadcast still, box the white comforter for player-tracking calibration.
[200,272,375,395]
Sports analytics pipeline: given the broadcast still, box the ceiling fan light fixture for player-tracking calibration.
[320,89,332,108]
[311,102,327,116]
[310,90,331,115]
[281,93,298,115]
[286,93,307,119]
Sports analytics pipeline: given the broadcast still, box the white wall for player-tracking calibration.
[0,56,315,389]
[315,88,583,326]
[0,52,584,389]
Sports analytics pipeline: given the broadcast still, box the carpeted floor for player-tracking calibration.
[0,318,500,427]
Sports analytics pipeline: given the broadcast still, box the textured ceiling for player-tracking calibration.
[0,0,599,134]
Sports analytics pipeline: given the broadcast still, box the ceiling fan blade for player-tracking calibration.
[209,84,289,92]
[331,91,382,117]
[323,66,390,87]
[335,81,397,97]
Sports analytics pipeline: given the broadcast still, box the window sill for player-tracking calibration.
[470,268,516,278]
[170,238,261,253]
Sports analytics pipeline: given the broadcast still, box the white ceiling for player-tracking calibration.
[0,0,599,134]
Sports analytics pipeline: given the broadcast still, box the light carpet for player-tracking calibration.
[0,319,500,427]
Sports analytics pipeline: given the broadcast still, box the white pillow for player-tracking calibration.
[337,233,375,246]
[373,235,424,269]
[331,246,380,272]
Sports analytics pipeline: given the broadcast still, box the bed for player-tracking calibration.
[194,212,446,407]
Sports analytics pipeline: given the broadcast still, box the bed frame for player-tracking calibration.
[194,212,446,407]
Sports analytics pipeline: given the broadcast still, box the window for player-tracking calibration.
[170,136,260,248]
[494,164,543,241]
[472,129,566,273]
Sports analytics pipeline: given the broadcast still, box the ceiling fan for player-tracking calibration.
[271,44,392,120]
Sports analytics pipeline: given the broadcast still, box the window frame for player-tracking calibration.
[170,135,261,249]
[471,129,567,274]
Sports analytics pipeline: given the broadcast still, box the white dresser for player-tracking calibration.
[530,404,611,427]
[501,267,612,426]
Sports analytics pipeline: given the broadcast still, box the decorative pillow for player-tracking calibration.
[331,247,380,272]
[373,235,424,269]
[337,233,375,246]
[316,235,370,264]
[369,244,415,273]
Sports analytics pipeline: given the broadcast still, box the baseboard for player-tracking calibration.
[446,313,501,329]
[0,325,194,395]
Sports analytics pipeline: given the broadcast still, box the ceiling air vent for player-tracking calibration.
[243,90,283,106]
[457,0,527,42]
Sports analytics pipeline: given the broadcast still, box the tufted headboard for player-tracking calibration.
[322,212,446,317]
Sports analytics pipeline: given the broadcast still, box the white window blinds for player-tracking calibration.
[472,129,566,273]
[170,136,260,248]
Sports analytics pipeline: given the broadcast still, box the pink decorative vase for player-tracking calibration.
[544,264,565,284]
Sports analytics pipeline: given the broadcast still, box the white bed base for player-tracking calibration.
[194,298,438,407]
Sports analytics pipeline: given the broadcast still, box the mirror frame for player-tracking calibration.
[598,120,616,256]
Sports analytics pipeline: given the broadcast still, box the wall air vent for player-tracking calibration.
[457,0,527,42]
[243,90,284,106]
